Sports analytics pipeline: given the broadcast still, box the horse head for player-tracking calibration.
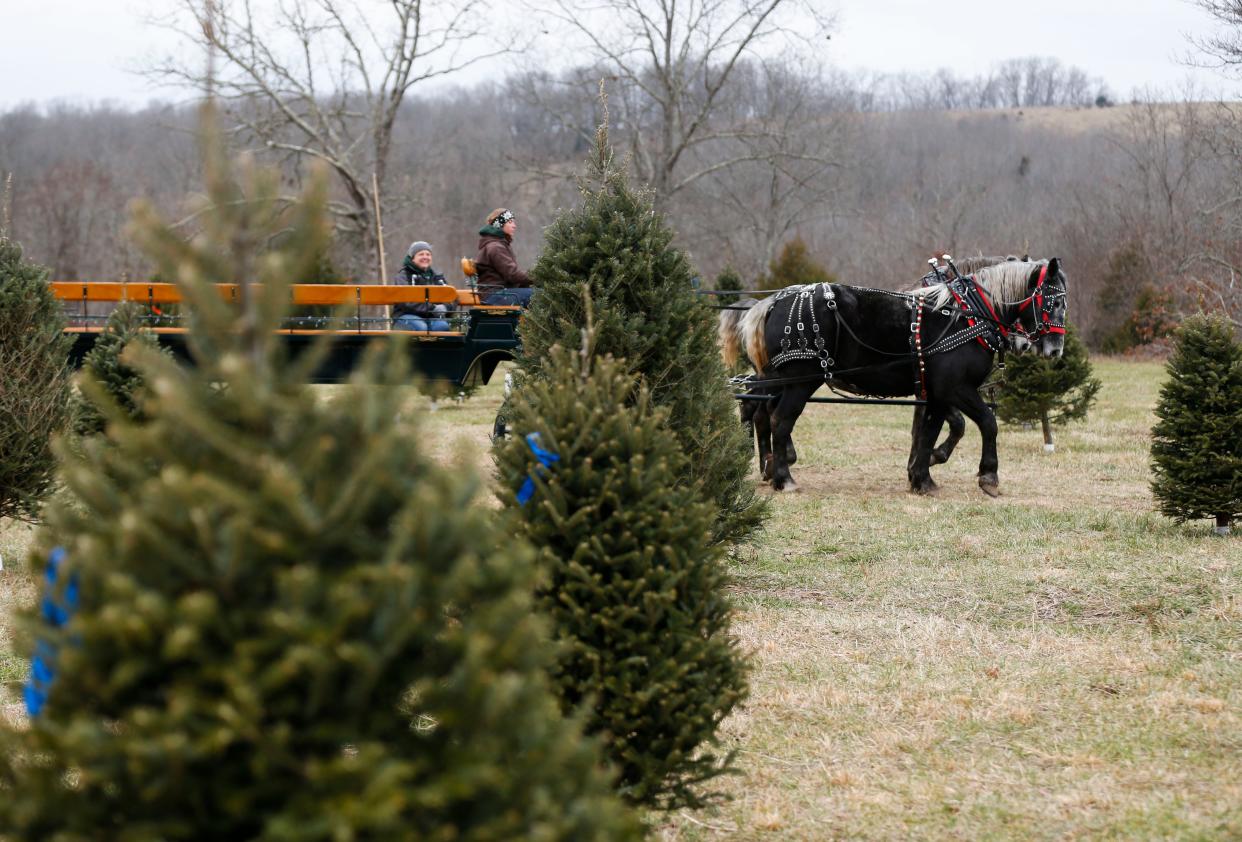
[1015,258,1067,358]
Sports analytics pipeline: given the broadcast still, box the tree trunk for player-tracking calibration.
[1215,514,1232,537]
[1041,411,1055,452]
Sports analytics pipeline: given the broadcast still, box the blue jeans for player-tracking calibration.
[394,314,451,331]
[484,287,534,307]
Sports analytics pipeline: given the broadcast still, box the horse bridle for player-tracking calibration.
[1009,264,1067,340]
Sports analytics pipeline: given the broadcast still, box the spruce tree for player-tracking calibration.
[0,132,638,841]
[73,301,167,437]
[514,120,764,544]
[1150,314,1242,536]
[995,325,1101,452]
[759,236,835,290]
[497,332,750,811]
[0,237,73,521]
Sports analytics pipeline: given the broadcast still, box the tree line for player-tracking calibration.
[2,58,1239,345]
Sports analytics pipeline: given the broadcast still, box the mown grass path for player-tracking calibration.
[1,359,1237,838]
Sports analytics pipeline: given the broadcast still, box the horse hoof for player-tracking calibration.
[930,449,948,466]
[782,481,799,493]
[978,475,1001,497]
[911,479,938,496]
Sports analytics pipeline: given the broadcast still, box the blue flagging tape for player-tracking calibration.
[516,432,560,506]
[24,547,77,718]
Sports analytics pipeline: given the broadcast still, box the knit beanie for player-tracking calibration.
[407,241,433,257]
[485,208,513,227]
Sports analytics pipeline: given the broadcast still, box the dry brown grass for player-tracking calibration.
[1,358,1237,838]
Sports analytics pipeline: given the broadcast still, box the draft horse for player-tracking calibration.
[734,259,1068,494]
[719,255,1037,478]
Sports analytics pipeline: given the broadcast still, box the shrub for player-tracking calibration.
[759,236,835,290]
[1102,285,1179,353]
[0,131,638,841]
[0,238,73,522]
[1150,314,1242,535]
[497,338,750,811]
[714,266,745,306]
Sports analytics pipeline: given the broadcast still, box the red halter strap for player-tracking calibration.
[1015,264,1065,337]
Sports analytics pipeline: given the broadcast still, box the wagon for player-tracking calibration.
[52,282,522,388]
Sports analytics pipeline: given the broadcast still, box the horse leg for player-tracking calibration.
[769,384,813,492]
[953,391,1001,497]
[908,405,926,486]
[753,397,775,480]
[910,401,948,495]
[931,408,967,466]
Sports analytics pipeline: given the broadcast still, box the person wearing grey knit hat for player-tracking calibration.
[393,240,453,331]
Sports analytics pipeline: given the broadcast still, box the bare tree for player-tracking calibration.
[149,0,510,278]
[1191,0,1242,73]
[526,0,830,204]
[680,59,849,276]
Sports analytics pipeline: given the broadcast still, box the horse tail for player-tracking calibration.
[741,294,776,371]
[718,298,756,369]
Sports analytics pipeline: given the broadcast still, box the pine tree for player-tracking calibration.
[759,235,835,290]
[0,237,73,522]
[513,119,764,544]
[0,127,638,841]
[995,325,1102,452]
[73,301,168,437]
[1150,314,1242,536]
[497,333,750,811]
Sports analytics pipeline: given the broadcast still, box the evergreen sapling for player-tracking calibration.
[511,115,764,545]
[1150,314,1242,536]
[73,300,169,437]
[498,329,750,811]
[995,325,1101,452]
[0,237,73,522]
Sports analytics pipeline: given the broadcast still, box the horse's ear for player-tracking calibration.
[1047,257,1060,274]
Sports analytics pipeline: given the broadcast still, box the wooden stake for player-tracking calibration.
[372,172,390,325]
[372,172,388,285]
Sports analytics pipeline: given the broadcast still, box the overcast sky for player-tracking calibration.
[0,0,1234,110]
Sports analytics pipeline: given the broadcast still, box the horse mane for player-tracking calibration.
[952,254,1027,275]
[915,259,1045,309]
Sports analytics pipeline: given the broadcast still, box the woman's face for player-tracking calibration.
[502,218,517,238]
[413,249,433,269]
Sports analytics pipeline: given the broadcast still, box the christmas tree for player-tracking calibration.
[995,325,1101,452]
[0,127,638,841]
[1150,314,1242,536]
[513,117,764,545]
[73,300,168,437]
[0,237,73,522]
[497,328,750,811]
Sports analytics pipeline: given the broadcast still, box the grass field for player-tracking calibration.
[1,358,1238,839]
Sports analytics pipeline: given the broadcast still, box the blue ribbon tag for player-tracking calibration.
[516,432,560,505]
[25,547,77,718]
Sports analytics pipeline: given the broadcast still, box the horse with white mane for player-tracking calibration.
[720,258,1068,494]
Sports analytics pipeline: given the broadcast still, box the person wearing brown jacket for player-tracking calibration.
[475,208,533,306]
